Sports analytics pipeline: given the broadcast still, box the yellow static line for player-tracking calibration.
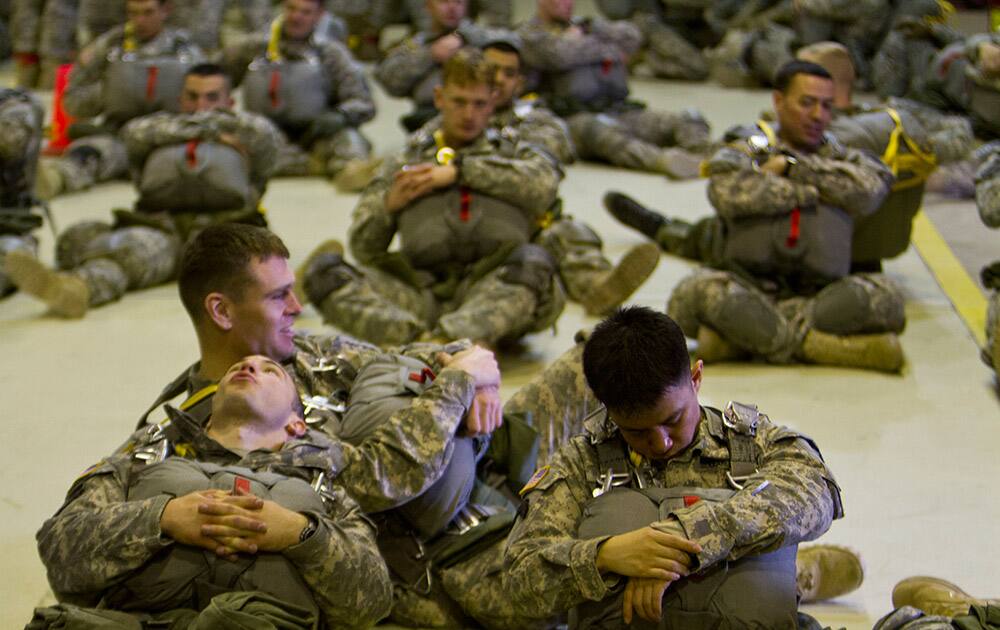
[910,210,987,346]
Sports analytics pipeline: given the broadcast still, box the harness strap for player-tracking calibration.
[268,69,282,109]
[123,22,138,53]
[266,17,284,62]
[721,402,760,488]
[145,66,159,102]
[185,139,199,168]
[756,119,777,146]
[882,107,938,190]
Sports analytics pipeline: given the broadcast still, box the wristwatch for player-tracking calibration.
[299,514,318,543]
[783,154,798,178]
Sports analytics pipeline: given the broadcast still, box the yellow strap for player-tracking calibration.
[123,22,137,53]
[756,119,777,146]
[266,17,284,62]
[883,108,938,190]
[158,384,219,425]
[882,109,904,177]
[433,129,455,165]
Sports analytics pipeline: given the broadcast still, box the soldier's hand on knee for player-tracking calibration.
[595,525,701,580]
[437,346,501,389]
[622,577,672,624]
[464,385,503,436]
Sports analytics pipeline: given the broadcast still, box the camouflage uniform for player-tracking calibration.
[595,0,709,80]
[188,0,275,51]
[47,25,203,196]
[221,26,374,177]
[504,406,842,622]
[794,0,892,87]
[35,409,393,628]
[705,6,797,89]
[305,120,565,347]
[517,16,711,177]
[923,33,1000,139]
[0,89,44,296]
[667,124,905,366]
[50,107,280,309]
[976,144,1000,373]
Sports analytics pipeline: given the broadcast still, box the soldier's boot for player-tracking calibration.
[656,147,705,180]
[332,157,383,193]
[604,191,696,257]
[14,56,40,89]
[796,545,865,603]
[800,330,904,373]
[578,243,660,316]
[35,146,102,201]
[693,325,747,363]
[294,239,345,305]
[892,576,1000,617]
[4,250,90,318]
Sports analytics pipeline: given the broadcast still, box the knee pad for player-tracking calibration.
[56,220,113,270]
[82,226,178,289]
[537,217,602,258]
[498,243,557,299]
[812,275,905,335]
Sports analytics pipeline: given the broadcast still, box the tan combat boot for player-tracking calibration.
[579,242,660,316]
[34,159,66,201]
[892,576,1000,617]
[5,250,90,318]
[800,330,904,373]
[797,545,864,603]
[293,239,345,305]
[333,157,383,193]
[693,325,747,363]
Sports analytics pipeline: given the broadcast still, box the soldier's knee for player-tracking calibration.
[82,226,178,289]
[544,218,602,249]
[499,244,558,299]
[56,220,113,270]
[811,275,906,335]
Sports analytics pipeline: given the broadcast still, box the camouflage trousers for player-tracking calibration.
[13,0,74,64]
[977,151,1000,228]
[56,220,180,307]
[0,232,37,295]
[53,134,130,194]
[273,126,372,177]
[986,290,999,374]
[534,216,613,304]
[568,107,710,175]
[667,268,906,363]
[707,24,795,88]
[0,91,43,203]
[633,11,708,81]
[316,264,547,347]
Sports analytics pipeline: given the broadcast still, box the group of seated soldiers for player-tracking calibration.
[1,0,998,628]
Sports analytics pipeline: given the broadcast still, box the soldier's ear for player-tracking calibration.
[433,85,445,111]
[285,419,307,438]
[205,292,234,331]
[691,360,704,395]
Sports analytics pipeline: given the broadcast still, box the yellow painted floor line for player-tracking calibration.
[911,210,987,346]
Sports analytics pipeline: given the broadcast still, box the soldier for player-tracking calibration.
[11,0,69,89]
[609,43,973,275]
[0,89,46,300]
[34,0,204,200]
[31,354,393,629]
[6,63,282,318]
[975,143,999,374]
[303,48,566,348]
[921,32,1000,139]
[221,0,376,187]
[792,0,891,89]
[504,306,844,627]
[704,1,798,89]
[482,38,660,316]
[610,61,905,372]
[885,576,1000,623]
[375,0,509,132]
[594,0,709,81]
[517,0,711,179]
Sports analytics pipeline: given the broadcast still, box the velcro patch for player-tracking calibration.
[519,466,550,497]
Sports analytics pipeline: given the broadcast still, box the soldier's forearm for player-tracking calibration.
[792,153,890,217]
[459,156,561,220]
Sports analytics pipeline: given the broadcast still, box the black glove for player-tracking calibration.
[300,111,348,147]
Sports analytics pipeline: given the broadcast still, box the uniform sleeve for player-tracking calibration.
[459,142,562,222]
[334,368,477,512]
[707,146,820,217]
[323,42,376,126]
[374,36,436,98]
[121,111,209,167]
[666,422,841,571]
[588,17,642,56]
[35,465,174,601]
[284,487,392,629]
[517,23,626,72]
[225,112,283,184]
[976,152,1000,229]
[503,441,619,619]
[520,109,576,164]
[347,155,404,265]
[790,145,892,217]
[63,33,114,118]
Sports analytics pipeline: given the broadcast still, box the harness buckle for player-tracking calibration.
[592,467,631,497]
[725,470,759,491]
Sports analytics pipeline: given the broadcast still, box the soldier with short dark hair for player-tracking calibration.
[504,306,844,628]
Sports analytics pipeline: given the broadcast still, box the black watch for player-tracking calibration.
[783,155,798,178]
[299,514,318,543]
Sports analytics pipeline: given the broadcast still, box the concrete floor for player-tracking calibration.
[2,4,999,629]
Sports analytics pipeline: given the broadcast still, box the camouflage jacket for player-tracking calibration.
[491,97,576,165]
[348,121,563,266]
[516,16,641,74]
[64,25,203,121]
[976,144,1000,229]
[706,122,893,221]
[35,410,393,628]
[220,31,375,128]
[137,331,476,514]
[121,108,284,193]
[795,0,887,21]
[374,20,509,101]
[503,405,842,618]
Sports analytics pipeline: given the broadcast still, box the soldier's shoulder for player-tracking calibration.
[318,37,356,62]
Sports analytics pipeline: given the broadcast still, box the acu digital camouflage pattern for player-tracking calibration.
[0,88,44,206]
[794,0,891,84]
[36,407,393,629]
[977,144,1000,373]
[220,29,375,175]
[504,407,842,620]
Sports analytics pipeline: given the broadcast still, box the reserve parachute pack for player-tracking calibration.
[719,120,853,285]
[396,130,533,272]
[546,46,630,117]
[137,140,253,213]
[243,17,331,129]
[571,403,799,630]
[102,25,199,124]
[105,457,330,616]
